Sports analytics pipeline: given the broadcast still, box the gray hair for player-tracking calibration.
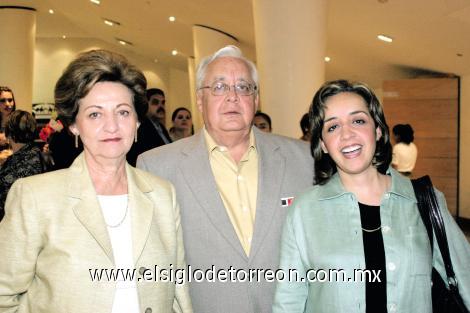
[195,45,258,92]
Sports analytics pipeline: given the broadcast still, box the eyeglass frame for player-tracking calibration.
[198,81,258,96]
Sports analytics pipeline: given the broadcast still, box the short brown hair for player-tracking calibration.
[5,110,37,144]
[54,49,148,127]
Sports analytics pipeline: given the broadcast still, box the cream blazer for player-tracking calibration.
[0,153,192,313]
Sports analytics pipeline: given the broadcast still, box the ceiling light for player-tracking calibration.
[48,9,54,14]
[154,59,159,63]
[116,38,132,46]
[172,49,178,56]
[169,16,176,22]
[103,19,121,27]
[90,0,101,4]
[377,34,393,43]
[62,35,67,39]
[324,56,331,62]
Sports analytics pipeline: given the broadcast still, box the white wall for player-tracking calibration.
[33,37,174,106]
[460,75,470,219]
[167,68,192,127]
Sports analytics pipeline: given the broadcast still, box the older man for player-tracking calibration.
[138,46,313,313]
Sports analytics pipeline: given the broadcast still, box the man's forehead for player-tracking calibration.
[206,57,251,79]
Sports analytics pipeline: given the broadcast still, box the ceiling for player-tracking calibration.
[2,0,470,88]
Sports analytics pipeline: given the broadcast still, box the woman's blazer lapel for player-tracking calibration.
[67,154,155,265]
[125,164,154,264]
[68,154,115,264]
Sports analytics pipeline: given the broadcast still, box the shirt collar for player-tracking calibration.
[317,167,416,201]
[203,127,256,154]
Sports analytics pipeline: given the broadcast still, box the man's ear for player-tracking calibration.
[320,139,328,154]
[196,91,204,113]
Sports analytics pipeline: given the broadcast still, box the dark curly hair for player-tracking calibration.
[54,49,148,128]
[309,79,392,185]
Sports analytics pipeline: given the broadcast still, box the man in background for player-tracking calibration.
[127,88,171,166]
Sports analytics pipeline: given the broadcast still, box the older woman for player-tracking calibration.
[0,86,16,153]
[0,50,192,313]
[169,107,193,141]
[273,80,470,312]
[0,110,44,221]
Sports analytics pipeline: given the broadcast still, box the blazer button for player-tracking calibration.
[139,267,147,275]
[145,308,152,313]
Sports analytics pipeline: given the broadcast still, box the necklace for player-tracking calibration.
[105,202,128,228]
[361,225,382,232]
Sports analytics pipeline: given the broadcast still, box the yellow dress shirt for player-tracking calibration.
[204,128,258,256]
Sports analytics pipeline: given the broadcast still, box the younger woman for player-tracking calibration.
[273,80,470,313]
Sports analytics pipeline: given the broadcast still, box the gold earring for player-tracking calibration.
[75,134,79,148]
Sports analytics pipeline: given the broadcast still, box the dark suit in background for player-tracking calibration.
[127,116,171,166]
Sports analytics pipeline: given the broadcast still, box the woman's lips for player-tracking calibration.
[102,138,121,142]
[341,144,362,158]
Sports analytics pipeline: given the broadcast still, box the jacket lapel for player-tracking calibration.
[69,154,155,265]
[179,132,247,260]
[69,154,115,264]
[126,165,154,263]
[250,129,286,260]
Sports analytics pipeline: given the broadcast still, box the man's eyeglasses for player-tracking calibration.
[199,81,257,96]
[0,98,14,104]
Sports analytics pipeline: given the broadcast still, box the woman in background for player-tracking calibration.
[273,80,470,313]
[0,86,16,153]
[253,111,272,133]
[299,113,311,142]
[0,49,192,313]
[392,123,418,176]
[0,110,44,221]
[169,107,193,141]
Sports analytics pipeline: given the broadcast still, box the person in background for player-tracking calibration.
[0,86,16,152]
[147,88,167,127]
[126,88,172,166]
[272,79,470,312]
[299,112,311,142]
[138,45,313,313]
[254,111,272,133]
[0,49,192,313]
[0,110,45,222]
[169,107,193,141]
[392,123,418,177]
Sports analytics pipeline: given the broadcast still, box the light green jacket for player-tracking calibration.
[273,168,470,313]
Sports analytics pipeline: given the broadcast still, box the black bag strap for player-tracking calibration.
[411,175,459,291]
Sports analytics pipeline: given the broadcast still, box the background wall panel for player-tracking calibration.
[383,78,459,215]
